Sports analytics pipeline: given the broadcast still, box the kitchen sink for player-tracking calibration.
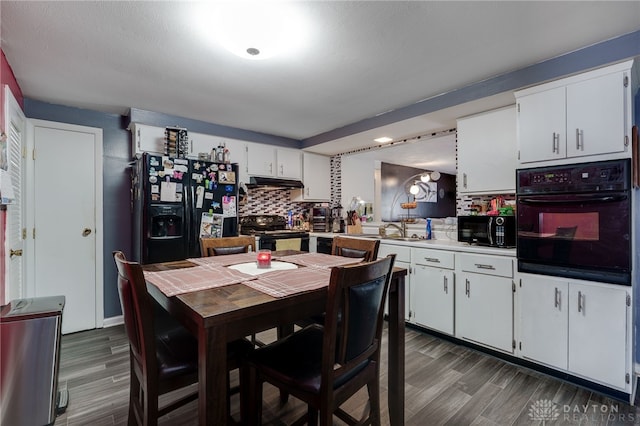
[382,236,424,242]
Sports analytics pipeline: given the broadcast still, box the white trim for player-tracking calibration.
[25,119,104,331]
[102,315,124,328]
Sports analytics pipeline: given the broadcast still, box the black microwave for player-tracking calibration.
[457,215,516,248]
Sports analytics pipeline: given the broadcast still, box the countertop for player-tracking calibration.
[309,232,516,257]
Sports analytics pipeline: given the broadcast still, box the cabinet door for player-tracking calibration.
[303,152,330,200]
[276,148,302,179]
[412,265,454,335]
[566,72,626,158]
[130,123,166,156]
[568,283,628,389]
[456,272,513,352]
[457,106,517,194]
[246,143,276,176]
[519,276,568,370]
[517,87,566,163]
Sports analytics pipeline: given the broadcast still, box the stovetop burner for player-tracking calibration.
[240,214,289,234]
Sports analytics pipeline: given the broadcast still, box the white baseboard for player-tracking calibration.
[102,315,124,328]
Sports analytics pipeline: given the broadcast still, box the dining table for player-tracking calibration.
[143,250,407,425]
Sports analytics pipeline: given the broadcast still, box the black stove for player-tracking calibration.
[239,215,310,251]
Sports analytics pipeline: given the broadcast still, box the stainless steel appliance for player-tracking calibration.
[1,296,68,426]
[240,215,310,251]
[310,207,330,232]
[457,215,516,248]
[516,159,631,285]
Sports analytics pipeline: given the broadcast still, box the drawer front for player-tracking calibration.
[378,243,411,263]
[412,247,454,269]
[459,253,513,277]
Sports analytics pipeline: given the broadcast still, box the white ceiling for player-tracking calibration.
[1,1,639,170]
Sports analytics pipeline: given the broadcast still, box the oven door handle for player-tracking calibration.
[519,194,628,205]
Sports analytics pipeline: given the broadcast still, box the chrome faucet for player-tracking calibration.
[381,222,406,238]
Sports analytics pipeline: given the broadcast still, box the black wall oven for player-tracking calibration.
[516,159,631,285]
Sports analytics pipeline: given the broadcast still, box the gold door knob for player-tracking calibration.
[82,228,92,237]
[10,249,23,257]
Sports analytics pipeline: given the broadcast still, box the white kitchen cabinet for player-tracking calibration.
[246,143,302,180]
[516,60,635,165]
[411,248,454,335]
[518,273,630,391]
[189,133,248,184]
[246,142,277,177]
[457,105,517,194]
[568,282,629,390]
[455,253,514,353]
[292,152,331,201]
[130,123,166,156]
[518,275,569,370]
[379,243,411,322]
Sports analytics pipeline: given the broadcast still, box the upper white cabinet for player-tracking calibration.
[457,105,517,194]
[246,143,302,180]
[130,123,166,156]
[516,60,636,165]
[292,152,331,201]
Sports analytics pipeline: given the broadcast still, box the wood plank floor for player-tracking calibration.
[53,324,640,425]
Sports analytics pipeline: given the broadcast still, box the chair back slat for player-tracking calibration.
[322,254,395,387]
[113,251,157,373]
[331,236,380,262]
[200,236,256,257]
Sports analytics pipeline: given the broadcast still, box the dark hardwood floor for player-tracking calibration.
[54,324,639,425]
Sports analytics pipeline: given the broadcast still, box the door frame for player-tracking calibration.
[25,119,104,329]
[3,85,26,303]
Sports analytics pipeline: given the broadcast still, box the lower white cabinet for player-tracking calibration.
[378,243,411,321]
[455,253,514,353]
[518,274,630,390]
[411,248,454,335]
[519,277,568,369]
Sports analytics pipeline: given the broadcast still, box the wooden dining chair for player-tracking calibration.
[331,236,380,261]
[113,251,253,426]
[247,254,396,426]
[199,235,256,257]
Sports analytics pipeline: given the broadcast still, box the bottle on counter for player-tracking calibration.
[426,218,432,240]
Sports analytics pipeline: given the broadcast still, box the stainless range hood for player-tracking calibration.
[247,176,304,188]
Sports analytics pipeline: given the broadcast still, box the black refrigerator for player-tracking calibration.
[132,153,239,264]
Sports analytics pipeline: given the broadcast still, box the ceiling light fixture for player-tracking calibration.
[374,137,393,143]
[199,1,309,60]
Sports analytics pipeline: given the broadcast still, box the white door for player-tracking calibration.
[3,85,26,303]
[28,120,103,334]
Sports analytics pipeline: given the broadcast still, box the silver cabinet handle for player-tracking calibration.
[552,132,556,153]
[576,128,584,150]
[280,164,284,175]
[465,279,470,297]
[554,287,560,308]
[578,290,583,313]
[424,257,441,263]
[443,276,448,294]
[463,173,467,188]
[474,263,495,270]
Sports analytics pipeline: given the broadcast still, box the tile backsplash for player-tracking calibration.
[239,187,315,217]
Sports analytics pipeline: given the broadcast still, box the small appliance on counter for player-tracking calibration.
[457,215,516,248]
[310,206,330,232]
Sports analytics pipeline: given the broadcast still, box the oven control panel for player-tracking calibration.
[517,159,630,194]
